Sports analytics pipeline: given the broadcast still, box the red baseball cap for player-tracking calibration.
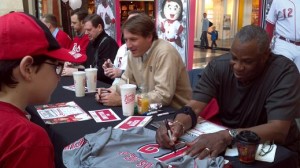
[0,12,87,63]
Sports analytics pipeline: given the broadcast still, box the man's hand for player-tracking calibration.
[156,120,185,149]
[104,67,122,79]
[102,59,113,69]
[184,130,230,159]
[95,88,121,106]
[62,67,78,76]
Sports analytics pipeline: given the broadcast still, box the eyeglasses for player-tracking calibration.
[259,140,274,156]
[43,62,64,76]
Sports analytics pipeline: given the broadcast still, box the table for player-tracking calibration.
[26,77,298,168]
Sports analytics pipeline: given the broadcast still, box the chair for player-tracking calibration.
[188,68,221,125]
[188,68,204,89]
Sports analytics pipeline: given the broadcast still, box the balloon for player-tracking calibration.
[69,0,82,10]
[61,0,68,3]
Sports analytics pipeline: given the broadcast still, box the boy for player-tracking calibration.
[0,12,86,167]
[208,26,218,49]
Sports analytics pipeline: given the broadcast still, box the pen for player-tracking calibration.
[144,109,163,116]
[157,111,175,117]
[145,111,159,116]
[165,119,176,153]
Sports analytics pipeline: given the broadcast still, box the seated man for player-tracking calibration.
[156,25,300,162]
[41,14,72,49]
[84,14,119,85]
[102,10,142,85]
[95,14,192,109]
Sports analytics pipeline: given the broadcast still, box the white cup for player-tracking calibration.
[73,71,86,97]
[120,84,137,116]
[85,68,98,92]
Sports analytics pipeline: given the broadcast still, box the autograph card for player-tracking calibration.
[89,109,121,123]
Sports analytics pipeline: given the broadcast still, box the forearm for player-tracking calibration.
[235,120,291,144]
[173,100,208,131]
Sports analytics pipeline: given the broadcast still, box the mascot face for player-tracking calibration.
[163,1,181,21]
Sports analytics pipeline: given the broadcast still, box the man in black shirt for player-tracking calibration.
[84,14,119,84]
[156,25,300,163]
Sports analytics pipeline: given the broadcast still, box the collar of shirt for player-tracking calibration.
[52,27,59,38]
[141,41,155,62]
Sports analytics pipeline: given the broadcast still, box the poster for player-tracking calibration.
[156,0,190,65]
[95,0,121,44]
[223,14,231,30]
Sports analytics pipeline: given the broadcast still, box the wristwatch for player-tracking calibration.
[228,129,238,146]
[228,129,238,139]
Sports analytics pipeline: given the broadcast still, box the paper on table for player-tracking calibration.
[225,146,238,157]
[255,144,277,162]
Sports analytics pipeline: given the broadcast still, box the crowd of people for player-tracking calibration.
[0,2,299,167]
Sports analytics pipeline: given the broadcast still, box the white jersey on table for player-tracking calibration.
[266,0,300,41]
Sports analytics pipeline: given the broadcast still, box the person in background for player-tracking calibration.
[265,0,300,71]
[62,9,89,76]
[84,14,119,84]
[95,14,192,109]
[156,25,300,164]
[200,12,209,49]
[41,14,72,49]
[207,26,218,49]
[102,10,142,85]
[0,12,86,167]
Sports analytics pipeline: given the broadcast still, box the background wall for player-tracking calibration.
[0,0,23,16]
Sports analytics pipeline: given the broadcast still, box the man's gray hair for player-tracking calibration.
[234,25,269,54]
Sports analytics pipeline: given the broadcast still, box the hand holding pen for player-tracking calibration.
[165,119,176,153]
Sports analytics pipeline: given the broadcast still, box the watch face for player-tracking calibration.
[229,129,238,138]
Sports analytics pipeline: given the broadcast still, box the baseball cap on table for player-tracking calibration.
[0,12,86,63]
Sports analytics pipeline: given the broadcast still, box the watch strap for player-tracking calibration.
[175,106,197,128]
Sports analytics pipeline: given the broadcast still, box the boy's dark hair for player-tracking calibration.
[0,56,55,91]
[71,9,88,22]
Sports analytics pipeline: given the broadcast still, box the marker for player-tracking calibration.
[157,111,175,117]
[145,111,159,116]
[165,119,176,153]
[144,109,163,116]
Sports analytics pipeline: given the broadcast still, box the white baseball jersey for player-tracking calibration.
[266,0,300,41]
[112,44,129,85]
[266,0,300,71]
[62,127,225,168]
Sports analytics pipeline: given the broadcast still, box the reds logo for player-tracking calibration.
[64,138,86,150]
[124,93,135,104]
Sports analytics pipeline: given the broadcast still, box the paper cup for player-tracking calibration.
[73,71,86,97]
[120,84,137,116]
[85,68,98,92]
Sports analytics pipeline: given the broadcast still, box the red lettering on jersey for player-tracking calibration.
[64,138,86,150]
[137,144,160,154]
[155,146,190,162]
[119,152,154,168]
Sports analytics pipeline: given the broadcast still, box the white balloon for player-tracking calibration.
[61,0,68,3]
[69,0,82,10]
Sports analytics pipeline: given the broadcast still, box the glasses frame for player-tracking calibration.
[259,140,274,156]
[43,62,64,76]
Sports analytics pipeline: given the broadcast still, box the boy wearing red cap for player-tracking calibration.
[0,12,86,167]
